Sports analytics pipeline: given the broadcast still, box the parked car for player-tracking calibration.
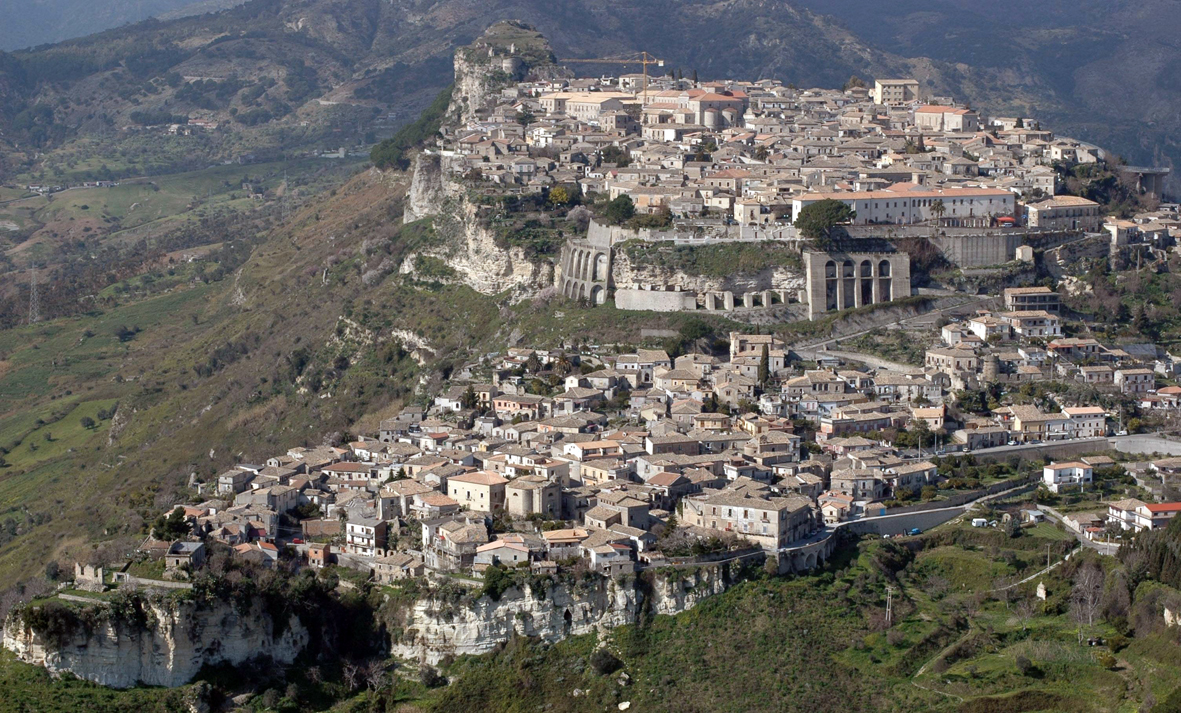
[908,528,922,536]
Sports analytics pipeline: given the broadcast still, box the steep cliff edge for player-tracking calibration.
[448,20,570,125]
[391,565,734,664]
[401,154,554,300]
[2,595,309,689]
[2,563,749,687]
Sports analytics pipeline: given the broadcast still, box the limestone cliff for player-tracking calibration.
[391,565,733,664]
[404,152,452,224]
[448,20,569,125]
[3,565,746,687]
[401,154,553,301]
[2,596,309,689]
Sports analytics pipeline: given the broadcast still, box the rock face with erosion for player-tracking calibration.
[2,597,309,689]
[401,153,553,300]
[392,566,733,664]
[3,564,745,686]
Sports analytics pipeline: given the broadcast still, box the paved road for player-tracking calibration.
[1038,504,1120,556]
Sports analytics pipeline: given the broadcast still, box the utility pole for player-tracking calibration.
[885,585,894,627]
[28,265,40,324]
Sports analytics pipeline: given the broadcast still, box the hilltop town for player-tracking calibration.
[10,22,1181,712]
[114,307,1178,587]
[37,50,1181,615]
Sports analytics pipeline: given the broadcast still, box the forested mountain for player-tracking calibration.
[2,0,1178,184]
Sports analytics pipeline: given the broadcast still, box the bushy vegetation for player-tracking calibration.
[370,86,453,171]
[620,240,801,277]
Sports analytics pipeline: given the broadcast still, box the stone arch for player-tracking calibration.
[824,260,838,311]
[590,285,605,305]
[878,259,892,302]
[578,283,587,301]
[593,252,609,282]
[859,259,873,306]
[841,260,855,310]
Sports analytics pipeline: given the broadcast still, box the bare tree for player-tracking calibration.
[1071,561,1104,642]
[306,666,322,686]
[342,661,363,692]
[363,660,389,691]
[1015,598,1036,632]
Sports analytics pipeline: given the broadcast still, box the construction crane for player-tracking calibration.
[560,52,666,106]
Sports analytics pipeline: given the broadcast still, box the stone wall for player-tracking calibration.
[615,289,699,312]
[558,237,611,304]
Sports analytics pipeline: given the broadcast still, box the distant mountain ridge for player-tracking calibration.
[0,0,1046,164]
[0,0,1175,190]
[0,0,246,51]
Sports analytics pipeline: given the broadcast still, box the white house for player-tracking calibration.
[1042,462,1093,493]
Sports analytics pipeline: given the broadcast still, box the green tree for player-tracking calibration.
[151,506,191,541]
[79,416,96,430]
[602,195,635,225]
[794,199,854,246]
[842,75,867,90]
[1005,517,1023,538]
[460,385,478,410]
[370,85,452,170]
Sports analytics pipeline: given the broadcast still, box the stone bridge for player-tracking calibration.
[804,249,912,319]
[558,239,609,304]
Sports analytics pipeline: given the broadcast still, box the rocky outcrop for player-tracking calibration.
[610,245,806,295]
[448,21,570,125]
[4,565,746,687]
[401,157,553,301]
[404,152,452,224]
[392,566,733,664]
[2,597,309,689]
